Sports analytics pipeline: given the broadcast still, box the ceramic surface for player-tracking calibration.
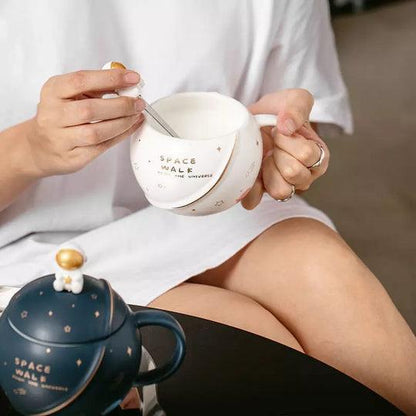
[0,275,185,415]
[130,92,277,215]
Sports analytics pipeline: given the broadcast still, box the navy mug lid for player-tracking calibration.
[6,275,128,344]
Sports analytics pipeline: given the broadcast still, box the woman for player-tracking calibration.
[0,0,415,413]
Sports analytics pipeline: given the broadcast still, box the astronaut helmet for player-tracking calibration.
[55,243,86,271]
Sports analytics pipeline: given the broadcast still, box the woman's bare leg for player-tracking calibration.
[148,282,304,352]
[191,218,416,414]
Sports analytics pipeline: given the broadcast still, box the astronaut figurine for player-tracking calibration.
[54,243,86,294]
[102,61,145,97]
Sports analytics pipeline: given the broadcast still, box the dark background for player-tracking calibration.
[305,0,415,331]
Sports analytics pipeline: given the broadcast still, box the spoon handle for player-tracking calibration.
[141,98,179,137]
[102,61,179,137]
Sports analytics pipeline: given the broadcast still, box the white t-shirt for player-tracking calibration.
[0,1,352,307]
[0,0,351,249]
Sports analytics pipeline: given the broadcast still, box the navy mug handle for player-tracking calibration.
[133,309,186,386]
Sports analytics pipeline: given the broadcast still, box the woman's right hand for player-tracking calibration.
[26,68,145,178]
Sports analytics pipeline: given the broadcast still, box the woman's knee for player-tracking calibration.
[262,220,404,344]
[258,219,382,298]
[198,219,393,338]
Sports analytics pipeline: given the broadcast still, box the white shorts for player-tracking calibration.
[0,195,335,310]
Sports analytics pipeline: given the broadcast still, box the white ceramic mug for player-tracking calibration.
[130,92,277,215]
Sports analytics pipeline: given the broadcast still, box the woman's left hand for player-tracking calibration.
[120,387,141,410]
[242,89,330,210]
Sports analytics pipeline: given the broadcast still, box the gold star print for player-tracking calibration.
[217,146,222,152]
[76,359,82,367]
[48,311,53,317]
[64,276,72,284]
[21,311,28,319]
[94,311,100,318]
[64,325,71,333]
[127,347,132,357]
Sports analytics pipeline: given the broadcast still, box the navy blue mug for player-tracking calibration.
[0,275,186,415]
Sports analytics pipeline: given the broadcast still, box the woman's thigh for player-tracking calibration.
[191,218,412,352]
[148,282,303,351]
[190,218,416,412]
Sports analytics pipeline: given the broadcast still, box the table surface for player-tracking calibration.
[1,305,401,415]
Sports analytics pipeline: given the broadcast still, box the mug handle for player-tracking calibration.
[133,309,186,386]
[254,114,278,128]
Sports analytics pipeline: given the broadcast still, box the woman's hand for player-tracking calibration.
[242,89,330,209]
[25,68,145,178]
[120,387,141,410]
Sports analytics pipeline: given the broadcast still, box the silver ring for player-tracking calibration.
[277,184,296,202]
[308,142,325,169]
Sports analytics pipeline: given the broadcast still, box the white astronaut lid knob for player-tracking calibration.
[53,243,86,294]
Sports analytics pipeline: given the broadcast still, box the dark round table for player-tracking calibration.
[1,305,401,415]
